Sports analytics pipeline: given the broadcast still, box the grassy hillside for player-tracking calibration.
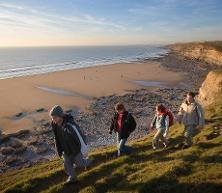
[1,78,222,193]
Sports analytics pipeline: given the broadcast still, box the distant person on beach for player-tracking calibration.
[150,104,174,149]
[50,105,91,184]
[178,92,205,148]
[109,103,136,156]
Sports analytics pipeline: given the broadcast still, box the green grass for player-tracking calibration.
[1,81,222,193]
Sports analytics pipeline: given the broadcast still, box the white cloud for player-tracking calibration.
[0,3,126,33]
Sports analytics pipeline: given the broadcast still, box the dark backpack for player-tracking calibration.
[126,112,137,133]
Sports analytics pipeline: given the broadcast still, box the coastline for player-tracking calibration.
[0,49,220,173]
[0,59,184,134]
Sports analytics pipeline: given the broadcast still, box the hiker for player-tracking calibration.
[109,103,137,156]
[50,105,91,184]
[150,104,173,149]
[178,91,205,148]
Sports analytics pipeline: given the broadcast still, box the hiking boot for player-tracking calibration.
[182,144,191,149]
[163,142,168,148]
[65,177,79,185]
[84,158,92,169]
[175,143,184,149]
[153,146,157,150]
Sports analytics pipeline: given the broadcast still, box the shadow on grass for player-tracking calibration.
[93,163,193,193]
[197,142,221,149]
[56,158,136,193]
[205,117,222,124]
[4,170,66,193]
[202,155,222,164]
[138,178,222,193]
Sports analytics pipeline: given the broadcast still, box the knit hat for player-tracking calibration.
[49,105,64,117]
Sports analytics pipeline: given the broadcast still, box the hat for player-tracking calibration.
[49,105,64,117]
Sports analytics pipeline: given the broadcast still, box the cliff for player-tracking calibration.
[170,41,222,66]
[198,70,222,106]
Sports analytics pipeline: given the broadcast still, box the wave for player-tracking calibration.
[0,45,169,79]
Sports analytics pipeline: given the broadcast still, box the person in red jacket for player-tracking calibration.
[109,103,136,156]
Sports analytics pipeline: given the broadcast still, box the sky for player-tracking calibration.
[0,0,222,47]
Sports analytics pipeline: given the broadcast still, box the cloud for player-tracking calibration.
[0,3,126,33]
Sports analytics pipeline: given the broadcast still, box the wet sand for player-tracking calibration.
[0,61,185,133]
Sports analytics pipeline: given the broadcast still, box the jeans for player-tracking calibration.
[152,129,168,149]
[63,152,91,181]
[117,133,131,156]
[184,125,198,146]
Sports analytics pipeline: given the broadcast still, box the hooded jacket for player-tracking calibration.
[178,101,205,127]
[51,114,86,157]
[110,111,136,139]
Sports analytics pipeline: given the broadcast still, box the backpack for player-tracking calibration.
[126,112,137,133]
[151,110,174,129]
[164,110,174,127]
[67,122,90,157]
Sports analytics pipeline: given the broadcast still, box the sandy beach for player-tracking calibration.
[0,48,220,173]
[0,61,184,134]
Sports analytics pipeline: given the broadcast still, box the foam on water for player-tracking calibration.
[0,45,169,79]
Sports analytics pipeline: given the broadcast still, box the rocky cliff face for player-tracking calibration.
[170,43,222,66]
[198,71,222,106]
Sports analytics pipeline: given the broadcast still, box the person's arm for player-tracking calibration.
[109,114,116,134]
[128,113,136,132]
[163,115,169,138]
[52,125,63,157]
[196,104,205,128]
[177,103,185,124]
[150,115,157,130]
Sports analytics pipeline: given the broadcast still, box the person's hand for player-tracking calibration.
[163,133,167,138]
[180,107,185,114]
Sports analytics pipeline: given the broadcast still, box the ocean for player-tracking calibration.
[0,45,168,79]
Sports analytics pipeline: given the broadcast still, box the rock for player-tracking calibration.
[27,138,39,146]
[1,146,15,155]
[198,71,222,106]
[35,145,49,154]
[15,112,24,118]
[36,108,46,113]
[35,127,51,135]
[0,130,30,144]
[15,130,30,137]
[43,122,50,127]
[9,138,23,148]
[14,146,27,155]
[6,155,18,165]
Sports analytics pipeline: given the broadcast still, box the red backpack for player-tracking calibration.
[164,110,174,127]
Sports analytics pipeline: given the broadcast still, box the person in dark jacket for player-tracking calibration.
[50,105,90,184]
[109,103,136,156]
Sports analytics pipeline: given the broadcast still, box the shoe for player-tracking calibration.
[182,144,191,149]
[175,143,184,149]
[65,177,79,185]
[84,159,92,168]
[163,142,168,148]
[65,180,79,185]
